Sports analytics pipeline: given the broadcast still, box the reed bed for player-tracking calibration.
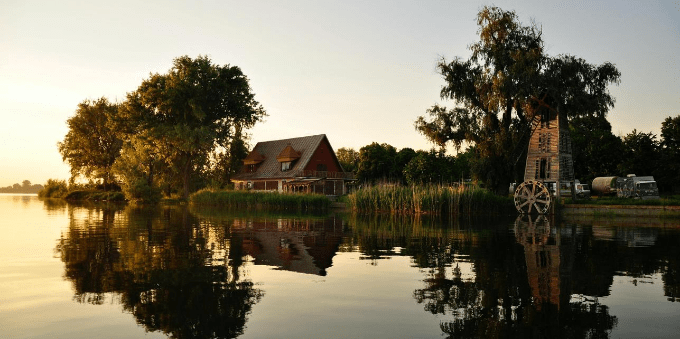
[189,189,331,212]
[347,184,513,216]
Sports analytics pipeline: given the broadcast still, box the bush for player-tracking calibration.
[120,178,162,204]
[38,179,69,198]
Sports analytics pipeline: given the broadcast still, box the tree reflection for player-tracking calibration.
[56,204,262,338]
[348,214,622,338]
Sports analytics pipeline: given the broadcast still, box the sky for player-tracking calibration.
[1,0,678,187]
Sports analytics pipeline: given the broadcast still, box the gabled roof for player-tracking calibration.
[276,144,301,162]
[233,134,337,180]
[243,150,265,165]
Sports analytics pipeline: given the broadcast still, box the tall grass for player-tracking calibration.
[190,189,331,212]
[347,184,513,216]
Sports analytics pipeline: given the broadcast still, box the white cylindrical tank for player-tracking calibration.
[592,176,618,196]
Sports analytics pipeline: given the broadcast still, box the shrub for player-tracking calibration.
[38,179,69,198]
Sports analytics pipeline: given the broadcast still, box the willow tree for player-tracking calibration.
[415,7,620,194]
[118,56,266,200]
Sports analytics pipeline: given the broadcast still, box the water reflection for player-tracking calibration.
[56,204,263,338]
[51,202,680,338]
[347,213,680,338]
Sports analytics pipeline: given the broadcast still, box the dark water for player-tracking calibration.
[1,194,679,338]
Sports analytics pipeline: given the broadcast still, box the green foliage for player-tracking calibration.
[415,6,620,194]
[58,97,122,189]
[204,125,250,189]
[336,147,359,173]
[618,129,659,177]
[119,55,266,199]
[356,142,399,183]
[38,179,69,198]
[112,138,163,203]
[570,115,624,184]
[658,115,680,193]
[403,150,467,185]
[347,184,513,216]
[64,190,126,201]
[190,189,330,212]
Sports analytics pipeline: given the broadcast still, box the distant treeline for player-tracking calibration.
[0,180,44,194]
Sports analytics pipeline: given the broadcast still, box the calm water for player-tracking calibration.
[1,194,679,338]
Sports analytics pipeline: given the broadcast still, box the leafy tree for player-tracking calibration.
[618,129,659,178]
[336,147,360,173]
[395,148,417,173]
[112,137,163,203]
[658,115,680,193]
[119,55,266,199]
[403,150,471,185]
[58,97,122,189]
[356,143,398,184]
[569,115,624,184]
[415,6,620,194]
[206,124,250,189]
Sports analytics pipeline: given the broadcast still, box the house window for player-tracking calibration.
[281,161,292,172]
[248,164,256,173]
[317,164,327,172]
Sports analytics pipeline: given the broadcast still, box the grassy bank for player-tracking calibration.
[63,190,126,201]
[38,179,126,202]
[564,196,680,206]
[347,184,513,216]
[190,189,331,212]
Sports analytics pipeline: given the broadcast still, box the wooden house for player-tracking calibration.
[231,134,355,195]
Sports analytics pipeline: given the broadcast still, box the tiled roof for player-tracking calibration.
[232,134,327,180]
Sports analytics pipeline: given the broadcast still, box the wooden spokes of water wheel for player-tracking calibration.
[514,180,551,214]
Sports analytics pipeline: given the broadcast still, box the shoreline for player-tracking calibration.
[561,204,680,218]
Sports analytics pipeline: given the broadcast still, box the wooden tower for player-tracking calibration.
[514,108,574,214]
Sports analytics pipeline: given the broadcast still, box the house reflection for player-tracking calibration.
[230,217,347,276]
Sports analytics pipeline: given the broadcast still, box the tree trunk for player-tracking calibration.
[182,157,191,200]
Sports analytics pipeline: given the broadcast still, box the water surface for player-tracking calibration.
[1,194,679,338]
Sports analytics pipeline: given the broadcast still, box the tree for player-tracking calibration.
[58,97,122,189]
[112,137,163,203]
[403,150,470,185]
[356,143,398,184]
[119,55,266,199]
[569,115,624,184]
[659,115,680,192]
[336,147,360,173]
[415,6,620,194]
[618,129,659,177]
[206,124,250,189]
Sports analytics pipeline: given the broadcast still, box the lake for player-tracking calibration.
[1,194,679,338]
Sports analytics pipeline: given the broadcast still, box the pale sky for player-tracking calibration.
[1,0,678,187]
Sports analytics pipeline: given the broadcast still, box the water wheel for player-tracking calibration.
[514,180,551,214]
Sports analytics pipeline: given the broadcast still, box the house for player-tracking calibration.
[231,134,355,195]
